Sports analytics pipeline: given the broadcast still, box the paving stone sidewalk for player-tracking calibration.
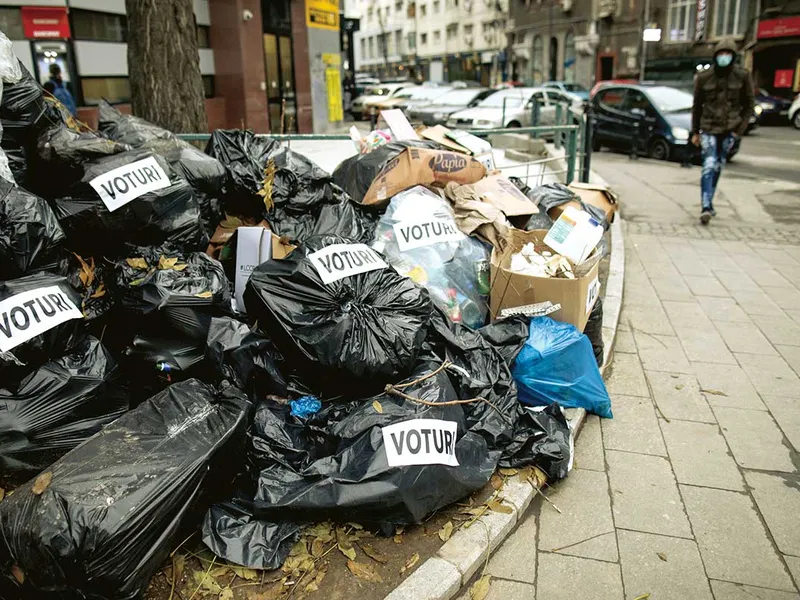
[455,157,800,600]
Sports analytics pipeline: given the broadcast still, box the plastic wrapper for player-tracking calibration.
[0,335,127,477]
[524,182,608,231]
[0,273,85,384]
[98,101,226,234]
[244,234,432,386]
[0,378,249,600]
[584,296,604,366]
[0,178,65,279]
[50,148,208,255]
[204,129,281,217]
[331,140,439,204]
[372,185,490,329]
[512,316,613,418]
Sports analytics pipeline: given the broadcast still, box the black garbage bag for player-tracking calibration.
[0,378,249,600]
[331,140,439,205]
[584,296,604,366]
[244,235,431,386]
[498,403,572,477]
[0,273,84,383]
[56,251,115,321]
[204,129,281,217]
[0,335,127,478]
[98,101,226,234]
[523,182,608,231]
[477,314,531,367]
[508,177,555,230]
[206,316,288,400]
[115,243,231,340]
[0,178,65,279]
[50,148,208,255]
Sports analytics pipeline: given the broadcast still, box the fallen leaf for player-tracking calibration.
[498,468,518,476]
[347,522,364,530]
[192,570,222,594]
[462,506,487,517]
[158,256,179,270]
[195,291,213,298]
[73,254,95,287]
[171,554,185,587]
[126,257,148,270]
[172,263,189,271]
[400,552,420,574]
[210,565,230,578]
[470,573,492,600]
[360,543,388,564]
[346,559,383,583]
[311,538,325,558]
[338,543,357,561]
[489,473,504,490]
[249,581,285,600]
[701,388,728,397]
[438,521,454,542]
[305,563,328,592]
[372,400,383,413]
[487,498,513,514]
[11,564,24,584]
[675,384,685,390]
[633,595,651,600]
[220,215,244,229]
[89,284,106,299]
[219,587,234,600]
[230,563,259,580]
[31,471,52,495]
[130,277,146,286]
[395,526,405,535]
[305,522,333,542]
[0,487,4,502]
[393,534,403,544]
[289,539,308,556]
[283,553,314,574]
[657,552,667,562]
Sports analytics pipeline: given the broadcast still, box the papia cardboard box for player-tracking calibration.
[361,147,486,207]
[489,229,601,332]
[546,182,618,223]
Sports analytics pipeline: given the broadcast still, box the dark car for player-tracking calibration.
[755,88,792,124]
[409,87,496,125]
[591,84,741,162]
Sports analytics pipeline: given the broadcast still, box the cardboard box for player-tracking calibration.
[547,182,618,223]
[362,147,486,207]
[490,229,601,332]
[472,174,540,218]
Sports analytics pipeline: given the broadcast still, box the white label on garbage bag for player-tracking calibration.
[0,286,82,353]
[308,243,388,284]
[89,156,170,212]
[586,276,601,313]
[393,218,465,252]
[235,227,272,313]
[382,419,460,467]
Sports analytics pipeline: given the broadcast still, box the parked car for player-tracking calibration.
[369,85,453,117]
[409,87,495,125]
[590,79,638,98]
[591,84,741,161]
[446,87,565,130]
[350,82,415,120]
[544,81,590,101]
[790,94,800,129]
[755,88,792,124]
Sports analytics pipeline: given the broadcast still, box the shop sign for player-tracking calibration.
[774,69,794,88]
[758,16,800,39]
[695,0,708,42]
[306,0,339,31]
[21,7,70,39]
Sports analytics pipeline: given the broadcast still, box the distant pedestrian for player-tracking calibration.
[43,63,77,117]
[691,39,754,225]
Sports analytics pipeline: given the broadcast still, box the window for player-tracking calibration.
[434,30,441,43]
[433,0,440,12]
[531,35,543,85]
[667,0,696,41]
[196,25,211,48]
[421,32,428,44]
[421,3,427,16]
[408,31,416,50]
[202,75,215,98]
[360,38,366,60]
[597,88,626,109]
[0,8,24,40]
[72,9,127,43]
[369,37,375,58]
[82,77,130,105]
[446,24,459,40]
[464,24,473,36]
[367,6,373,22]
[395,30,403,54]
[714,0,748,36]
[396,0,404,11]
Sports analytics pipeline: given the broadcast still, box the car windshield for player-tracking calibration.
[400,87,449,100]
[366,87,392,96]
[479,92,525,108]
[647,86,694,113]
[563,83,588,93]
[433,89,484,105]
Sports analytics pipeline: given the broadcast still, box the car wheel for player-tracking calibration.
[507,120,522,128]
[648,137,670,161]
[793,112,800,130]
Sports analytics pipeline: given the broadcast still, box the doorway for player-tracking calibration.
[263,34,297,133]
[599,55,615,81]
[549,37,559,81]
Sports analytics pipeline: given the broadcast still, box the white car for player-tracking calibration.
[790,94,800,129]
[350,83,415,120]
[446,87,569,130]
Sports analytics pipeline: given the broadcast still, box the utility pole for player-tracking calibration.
[639,0,650,81]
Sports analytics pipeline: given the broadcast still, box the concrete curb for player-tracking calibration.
[384,215,626,600]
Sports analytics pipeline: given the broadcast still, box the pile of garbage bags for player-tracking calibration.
[0,33,612,599]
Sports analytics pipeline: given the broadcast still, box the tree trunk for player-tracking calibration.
[125,0,208,133]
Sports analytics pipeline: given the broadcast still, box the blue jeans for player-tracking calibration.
[700,132,736,211]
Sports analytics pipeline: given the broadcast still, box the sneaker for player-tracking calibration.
[700,210,713,225]
[710,208,717,217]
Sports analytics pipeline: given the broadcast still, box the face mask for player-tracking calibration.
[715,53,733,68]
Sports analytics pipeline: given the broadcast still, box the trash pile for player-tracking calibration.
[0,34,615,599]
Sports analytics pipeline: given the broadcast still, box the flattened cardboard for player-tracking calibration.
[490,229,600,332]
[419,125,473,153]
[472,175,539,217]
[380,109,420,141]
[546,182,618,223]
[362,147,486,207]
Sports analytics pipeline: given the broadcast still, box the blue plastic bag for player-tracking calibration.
[512,317,613,418]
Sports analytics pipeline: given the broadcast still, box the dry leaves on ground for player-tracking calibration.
[438,521,454,542]
[305,563,328,592]
[346,560,383,583]
[400,552,419,574]
[360,543,388,564]
[470,574,492,600]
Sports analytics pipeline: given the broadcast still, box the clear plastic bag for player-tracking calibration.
[372,185,490,329]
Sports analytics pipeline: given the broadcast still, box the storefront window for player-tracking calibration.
[714,0,748,37]
[81,77,130,104]
[72,9,127,43]
[667,0,696,41]
[564,30,576,83]
[0,8,24,40]
[532,35,543,85]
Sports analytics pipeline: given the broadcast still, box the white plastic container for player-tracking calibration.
[543,206,604,264]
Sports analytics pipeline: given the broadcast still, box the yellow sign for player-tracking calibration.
[306,0,339,31]
[322,53,343,122]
